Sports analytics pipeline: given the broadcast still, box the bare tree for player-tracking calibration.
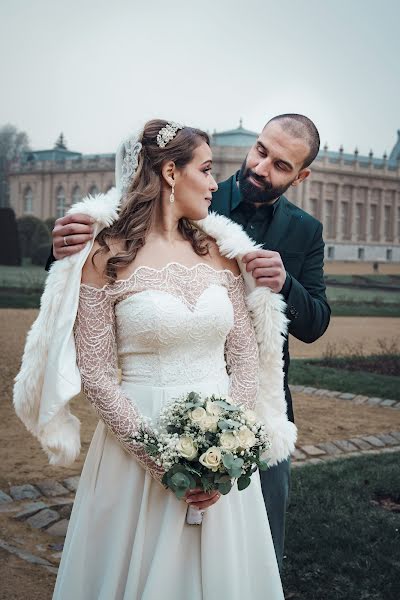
[0,123,30,161]
[0,124,30,207]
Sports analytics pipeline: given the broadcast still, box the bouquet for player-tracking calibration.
[132,392,271,524]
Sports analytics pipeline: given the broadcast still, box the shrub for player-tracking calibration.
[0,207,21,265]
[17,215,50,260]
[32,242,53,266]
[44,217,56,235]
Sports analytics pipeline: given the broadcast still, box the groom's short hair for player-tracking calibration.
[265,114,320,169]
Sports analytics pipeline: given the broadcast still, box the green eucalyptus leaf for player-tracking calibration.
[222,453,234,469]
[228,465,243,479]
[213,400,238,412]
[217,480,233,495]
[258,460,269,471]
[237,475,251,491]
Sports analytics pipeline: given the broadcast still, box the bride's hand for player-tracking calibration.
[185,488,221,510]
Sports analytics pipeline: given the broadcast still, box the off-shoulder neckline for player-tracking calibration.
[80,261,242,291]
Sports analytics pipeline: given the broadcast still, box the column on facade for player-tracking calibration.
[302,178,310,213]
[365,188,372,243]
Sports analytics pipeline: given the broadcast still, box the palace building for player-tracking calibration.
[7,125,400,262]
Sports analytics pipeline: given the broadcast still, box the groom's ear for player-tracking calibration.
[161,160,176,187]
[291,167,311,187]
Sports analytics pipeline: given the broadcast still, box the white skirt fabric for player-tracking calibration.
[53,379,284,600]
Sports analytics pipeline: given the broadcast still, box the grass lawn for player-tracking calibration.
[326,283,400,317]
[289,358,399,400]
[0,265,47,290]
[283,452,400,600]
[0,265,47,308]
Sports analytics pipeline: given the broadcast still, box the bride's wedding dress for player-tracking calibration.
[52,262,284,600]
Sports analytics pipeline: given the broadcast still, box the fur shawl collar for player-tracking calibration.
[14,188,296,468]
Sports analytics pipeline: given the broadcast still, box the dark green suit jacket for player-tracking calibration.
[212,174,331,422]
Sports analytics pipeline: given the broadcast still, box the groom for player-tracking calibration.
[47,113,330,569]
[211,114,330,569]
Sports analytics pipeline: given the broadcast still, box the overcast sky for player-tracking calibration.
[1,0,399,157]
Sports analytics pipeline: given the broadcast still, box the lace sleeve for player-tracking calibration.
[225,275,259,410]
[74,285,165,483]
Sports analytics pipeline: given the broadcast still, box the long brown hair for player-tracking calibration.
[95,119,211,283]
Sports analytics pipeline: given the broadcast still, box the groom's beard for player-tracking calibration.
[238,160,293,205]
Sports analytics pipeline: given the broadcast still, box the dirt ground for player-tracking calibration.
[324,261,400,275]
[1,308,400,597]
[290,316,400,358]
[1,308,399,487]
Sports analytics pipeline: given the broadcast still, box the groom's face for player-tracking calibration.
[239,122,311,205]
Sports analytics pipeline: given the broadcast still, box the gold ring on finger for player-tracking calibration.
[64,236,69,247]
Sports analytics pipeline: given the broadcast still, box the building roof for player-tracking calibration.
[389,130,400,163]
[317,147,398,170]
[23,148,82,162]
[211,120,258,147]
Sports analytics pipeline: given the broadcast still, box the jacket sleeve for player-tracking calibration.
[283,222,331,343]
[225,275,259,409]
[74,284,165,483]
[45,249,55,272]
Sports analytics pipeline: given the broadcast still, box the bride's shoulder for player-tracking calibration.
[206,237,240,277]
[81,238,125,288]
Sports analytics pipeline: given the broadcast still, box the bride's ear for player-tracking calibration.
[161,160,176,188]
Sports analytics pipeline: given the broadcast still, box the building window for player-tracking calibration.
[340,202,350,238]
[369,204,378,240]
[89,185,99,196]
[56,187,66,218]
[355,203,364,240]
[23,187,33,213]
[358,247,365,260]
[384,206,392,240]
[327,246,335,259]
[72,185,81,205]
[386,249,392,261]
[325,200,334,237]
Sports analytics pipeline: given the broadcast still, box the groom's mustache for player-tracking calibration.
[244,169,273,191]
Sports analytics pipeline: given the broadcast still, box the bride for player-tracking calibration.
[14,119,296,599]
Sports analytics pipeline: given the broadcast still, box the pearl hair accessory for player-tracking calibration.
[157,122,184,148]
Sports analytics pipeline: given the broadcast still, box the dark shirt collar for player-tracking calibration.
[231,170,281,214]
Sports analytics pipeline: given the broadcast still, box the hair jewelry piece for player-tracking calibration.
[119,137,142,194]
[157,122,183,148]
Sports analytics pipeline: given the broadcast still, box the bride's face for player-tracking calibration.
[174,142,218,220]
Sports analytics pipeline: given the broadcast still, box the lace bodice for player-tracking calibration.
[74,262,259,482]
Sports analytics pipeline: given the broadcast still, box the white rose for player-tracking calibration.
[243,409,257,426]
[219,431,240,451]
[199,447,222,472]
[199,415,219,433]
[189,407,207,427]
[176,435,198,460]
[205,399,224,417]
[236,426,256,449]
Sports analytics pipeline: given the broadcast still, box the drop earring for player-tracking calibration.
[170,181,175,203]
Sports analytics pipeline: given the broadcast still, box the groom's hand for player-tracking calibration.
[52,213,95,260]
[242,249,286,293]
[185,488,221,510]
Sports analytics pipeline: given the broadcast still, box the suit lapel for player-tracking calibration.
[262,196,293,251]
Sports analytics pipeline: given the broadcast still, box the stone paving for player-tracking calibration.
[289,385,400,409]
[1,389,399,576]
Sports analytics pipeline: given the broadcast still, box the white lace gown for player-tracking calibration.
[53,263,284,600]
